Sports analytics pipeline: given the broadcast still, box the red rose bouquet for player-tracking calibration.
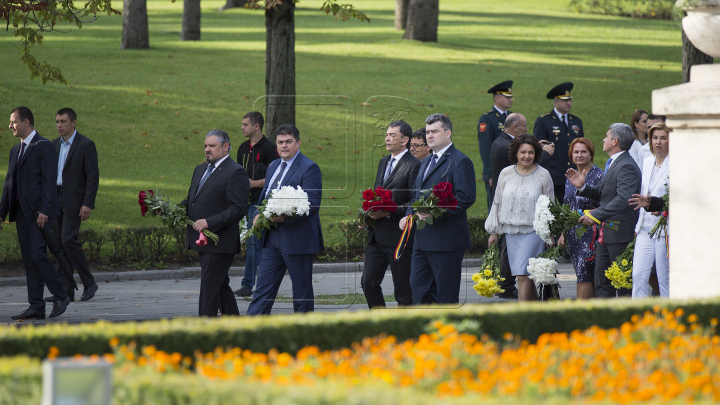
[357,186,398,229]
[410,182,458,229]
[139,190,219,246]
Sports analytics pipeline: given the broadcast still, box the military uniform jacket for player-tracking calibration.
[478,108,510,182]
[533,110,583,185]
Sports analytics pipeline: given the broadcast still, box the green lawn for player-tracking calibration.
[0,0,685,249]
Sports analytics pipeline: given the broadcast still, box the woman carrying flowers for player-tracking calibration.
[557,138,602,299]
[485,135,554,301]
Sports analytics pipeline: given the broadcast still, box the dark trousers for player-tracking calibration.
[197,252,240,317]
[595,242,632,298]
[361,238,413,308]
[54,192,95,297]
[246,235,315,315]
[410,249,464,305]
[16,210,68,311]
[553,184,565,204]
[241,204,262,290]
[498,235,516,293]
[485,181,494,212]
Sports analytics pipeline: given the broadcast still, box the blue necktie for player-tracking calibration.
[269,161,287,191]
[195,164,215,196]
[424,155,437,181]
[383,157,395,182]
[604,157,613,175]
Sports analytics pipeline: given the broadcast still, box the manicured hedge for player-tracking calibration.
[569,0,680,20]
[1,298,718,359]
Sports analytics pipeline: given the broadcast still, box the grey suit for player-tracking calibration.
[578,151,641,297]
[52,133,99,298]
[362,152,420,308]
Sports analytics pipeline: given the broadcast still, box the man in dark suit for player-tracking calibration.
[567,123,640,298]
[247,124,324,315]
[181,130,250,317]
[534,82,584,202]
[488,113,528,299]
[399,114,476,305]
[478,80,513,210]
[362,120,420,308]
[1,107,70,320]
[49,108,99,302]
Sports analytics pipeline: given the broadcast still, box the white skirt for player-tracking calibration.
[506,232,546,276]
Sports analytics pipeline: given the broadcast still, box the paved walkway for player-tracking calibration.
[0,262,578,325]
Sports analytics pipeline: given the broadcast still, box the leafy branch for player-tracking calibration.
[2,0,120,84]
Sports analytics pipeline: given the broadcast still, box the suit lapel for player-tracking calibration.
[194,157,230,199]
[258,159,280,202]
[375,155,389,188]
[383,154,408,187]
[424,145,454,184]
[63,132,82,170]
[280,153,302,187]
[17,134,45,169]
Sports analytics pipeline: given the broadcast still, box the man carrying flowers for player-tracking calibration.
[361,120,419,308]
[180,130,250,317]
[399,114,476,305]
[247,124,324,315]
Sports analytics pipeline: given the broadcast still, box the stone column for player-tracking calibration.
[652,1,720,299]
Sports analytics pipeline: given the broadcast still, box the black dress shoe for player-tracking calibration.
[49,297,70,318]
[497,290,519,300]
[45,293,75,303]
[11,308,46,320]
[234,286,253,297]
[80,283,98,301]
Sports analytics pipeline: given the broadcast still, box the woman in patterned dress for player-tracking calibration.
[558,138,602,299]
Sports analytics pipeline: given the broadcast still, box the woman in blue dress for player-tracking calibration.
[558,138,602,299]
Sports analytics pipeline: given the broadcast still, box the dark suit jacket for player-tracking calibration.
[258,152,324,255]
[0,134,60,222]
[478,108,510,182]
[181,157,249,254]
[406,144,476,252]
[52,132,99,215]
[368,152,420,247]
[577,151,641,244]
[534,110,584,185]
[490,132,513,191]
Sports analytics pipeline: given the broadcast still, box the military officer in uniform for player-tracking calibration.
[478,80,513,210]
[534,82,584,202]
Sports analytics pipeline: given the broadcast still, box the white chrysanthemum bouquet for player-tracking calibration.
[244,186,311,241]
[527,245,565,300]
[533,195,589,244]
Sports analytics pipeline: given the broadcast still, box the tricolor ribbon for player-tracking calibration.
[394,215,414,261]
[583,209,602,225]
[662,211,669,258]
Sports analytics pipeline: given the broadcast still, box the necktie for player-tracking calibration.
[562,115,568,128]
[383,157,395,182]
[16,142,26,168]
[424,155,437,181]
[502,112,507,121]
[195,164,215,196]
[269,161,287,191]
[604,157,614,175]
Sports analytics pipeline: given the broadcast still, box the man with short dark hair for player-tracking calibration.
[362,120,419,308]
[1,107,70,320]
[247,124,324,315]
[399,113,476,304]
[478,80,513,209]
[50,108,100,302]
[566,123,640,298]
[410,128,431,162]
[181,130,250,316]
[534,82,584,202]
[234,112,277,298]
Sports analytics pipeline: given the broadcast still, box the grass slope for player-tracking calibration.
[0,0,685,248]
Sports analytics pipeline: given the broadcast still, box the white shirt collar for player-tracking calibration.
[390,149,408,160]
[494,105,507,115]
[607,150,625,168]
[211,154,230,168]
[23,130,37,145]
[431,142,453,160]
[553,108,567,122]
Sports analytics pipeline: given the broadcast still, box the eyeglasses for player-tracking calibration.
[410,143,426,149]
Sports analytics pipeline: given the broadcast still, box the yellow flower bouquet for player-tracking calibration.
[472,243,505,297]
[605,239,635,289]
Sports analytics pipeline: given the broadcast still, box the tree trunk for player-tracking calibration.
[182,0,201,41]
[403,0,438,42]
[218,0,247,11]
[265,1,295,140]
[394,0,409,30]
[121,0,149,49]
[682,27,713,84]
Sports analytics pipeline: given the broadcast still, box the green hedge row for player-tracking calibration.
[569,0,681,20]
[1,298,718,359]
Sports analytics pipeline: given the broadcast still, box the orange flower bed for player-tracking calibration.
[105,307,720,403]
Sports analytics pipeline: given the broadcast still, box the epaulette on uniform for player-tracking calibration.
[540,112,551,117]
[482,109,494,116]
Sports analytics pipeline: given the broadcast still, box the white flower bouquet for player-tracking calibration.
[244,186,311,241]
[533,195,588,244]
[527,245,565,300]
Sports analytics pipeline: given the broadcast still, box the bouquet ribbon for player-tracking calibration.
[394,215,414,261]
[583,210,601,225]
[586,224,597,261]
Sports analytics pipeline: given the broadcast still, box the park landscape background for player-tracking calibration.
[0,0,689,263]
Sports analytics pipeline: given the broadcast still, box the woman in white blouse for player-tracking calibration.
[486,135,555,301]
[631,123,670,298]
[628,110,649,168]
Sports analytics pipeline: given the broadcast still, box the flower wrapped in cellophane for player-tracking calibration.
[472,243,505,298]
[139,190,219,246]
[527,244,566,299]
[605,239,635,289]
[245,186,311,241]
